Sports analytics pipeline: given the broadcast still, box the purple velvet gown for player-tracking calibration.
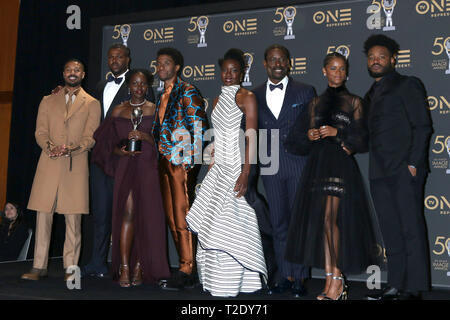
[92,115,170,284]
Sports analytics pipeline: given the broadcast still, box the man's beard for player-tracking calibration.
[368,63,394,78]
[65,79,82,87]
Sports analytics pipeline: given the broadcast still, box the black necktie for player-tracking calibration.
[107,74,123,85]
[269,83,283,91]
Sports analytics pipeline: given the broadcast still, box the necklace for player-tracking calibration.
[129,99,146,107]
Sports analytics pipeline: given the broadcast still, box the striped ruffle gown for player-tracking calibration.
[186,84,267,297]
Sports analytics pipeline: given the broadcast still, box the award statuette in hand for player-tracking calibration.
[126,106,143,152]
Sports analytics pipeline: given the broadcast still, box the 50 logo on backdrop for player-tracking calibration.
[112,24,131,46]
[431,36,450,74]
[272,6,297,40]
[187,16,209,47]
[366,0,397,31]
[430,134,450,173]
[327,45,351,59]
[431,234,450,277]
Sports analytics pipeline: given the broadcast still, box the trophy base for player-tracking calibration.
[446,169,450,174]
[242,82,252,87]
[126,139,142,152]
[197,43,207,47]
[445,70,450,74]
[383,26,396,31]
[284,35,295,40]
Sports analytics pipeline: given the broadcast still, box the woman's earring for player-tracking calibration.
[128,88,131,95]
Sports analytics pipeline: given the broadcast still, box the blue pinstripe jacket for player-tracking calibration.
[253,77,316,175]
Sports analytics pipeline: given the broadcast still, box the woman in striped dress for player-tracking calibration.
[186,48,267,297]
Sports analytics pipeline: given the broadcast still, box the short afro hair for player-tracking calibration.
[157,47,184,76]
[363,34,400,56]
[218,48,246,74]
[125,68,153,85]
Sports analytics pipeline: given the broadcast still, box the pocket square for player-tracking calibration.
[292,103,302,108]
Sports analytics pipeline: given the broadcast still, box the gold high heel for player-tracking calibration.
[119,264,131,288]
[131,262,143,286]
[322,274,348,300]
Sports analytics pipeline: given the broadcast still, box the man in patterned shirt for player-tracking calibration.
[152,47,207,290]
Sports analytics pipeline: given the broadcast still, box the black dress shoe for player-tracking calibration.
[399,291,422,300]
[292,279,307,298]
[271,278,293,294]
[160,271,195,291]
[366,287,401,300]
[81,265,109,278]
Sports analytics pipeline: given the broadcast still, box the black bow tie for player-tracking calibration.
[107,74,123,85]
[269,83,283,91]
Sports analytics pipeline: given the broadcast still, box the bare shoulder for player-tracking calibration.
[142,101,156,116]
[111,103,127,118]
[236,87,256,104]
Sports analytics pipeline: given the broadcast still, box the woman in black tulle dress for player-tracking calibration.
[285,53,382,300]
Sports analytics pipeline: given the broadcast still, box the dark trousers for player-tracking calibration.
[370,166,430,292]
[261,171,309,282]
[85,163,114,273]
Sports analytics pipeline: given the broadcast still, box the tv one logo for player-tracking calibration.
[416,0,450,17]
[425,195,450,214]
[144,27,174,43]
[223,18,258,35]
[313,8,352,27]
[290,57,307,75]
[183,64,215,81]
[428,96,450,114]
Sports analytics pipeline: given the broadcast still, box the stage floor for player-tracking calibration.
[1,258,449,301]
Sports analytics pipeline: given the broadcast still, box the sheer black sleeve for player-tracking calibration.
[341,96,369,153]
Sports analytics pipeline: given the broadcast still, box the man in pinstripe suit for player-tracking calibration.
[253,44,316,297]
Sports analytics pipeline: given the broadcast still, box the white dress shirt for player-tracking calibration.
[102,69,128,117]
[265,76,289,119]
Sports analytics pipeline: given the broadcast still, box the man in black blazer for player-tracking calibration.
[82,43,155,277]
[253,44,316,297]
[363,35,432,300]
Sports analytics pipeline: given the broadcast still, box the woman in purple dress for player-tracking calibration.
[92,69,170,287]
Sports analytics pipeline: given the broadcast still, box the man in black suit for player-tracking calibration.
[82,43,155,277]
[363,35,432,300]
[252,44,315,297]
